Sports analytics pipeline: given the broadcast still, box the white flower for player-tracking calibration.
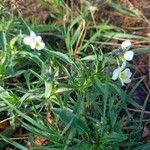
[112,62,132,86]
[118,40,134,61]
[30,36,45,50]
[23,31,45,50]
[119,68,132,86]
[23,31,36,46]
[124,51,134,61]
[121,40,132,50]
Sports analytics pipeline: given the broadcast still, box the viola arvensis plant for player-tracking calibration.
[23,31,45,50]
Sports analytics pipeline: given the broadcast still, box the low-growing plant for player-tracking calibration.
[0,1,150,150]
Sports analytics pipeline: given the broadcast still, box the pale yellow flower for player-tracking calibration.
[23,31,45,50]
[112,62,132,86]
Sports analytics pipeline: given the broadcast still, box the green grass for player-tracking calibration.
[0,0,150,150]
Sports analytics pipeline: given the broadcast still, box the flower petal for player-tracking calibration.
[35,36,42,42]
[123,68,132,78]
[112,68,121,80]
[124,51,134,61]
[120,68,132,84]
[23,37,32,45]
[123,78,131,84]
[30,41,36,49]
[121,40,131,50]
[36,42,45,50]
[40,42,45,50]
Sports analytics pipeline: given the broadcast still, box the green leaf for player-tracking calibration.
[45,81,52,99]
[129,76,145,97]
[45,48,76,66]
[103,132,128,144]
[52,108,88,133]
[133,48,150,55]
[81,55,103,61]
[104,32,147,40]
[108,0,139,17]
[32,147,61,150]
[91,76,105,95]
[81,30,102,51]
[20,120,60,143]
[86,87,100,104]
[0,86,17,104]
[1,31,7,51]
[19,51,44,67]
[109,83,143,110]
[68,142,90,150]
[0,134,28,150]
[133,143,150,150]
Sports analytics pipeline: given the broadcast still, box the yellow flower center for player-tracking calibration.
[35,41,41,49]
[119,72,126,80]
